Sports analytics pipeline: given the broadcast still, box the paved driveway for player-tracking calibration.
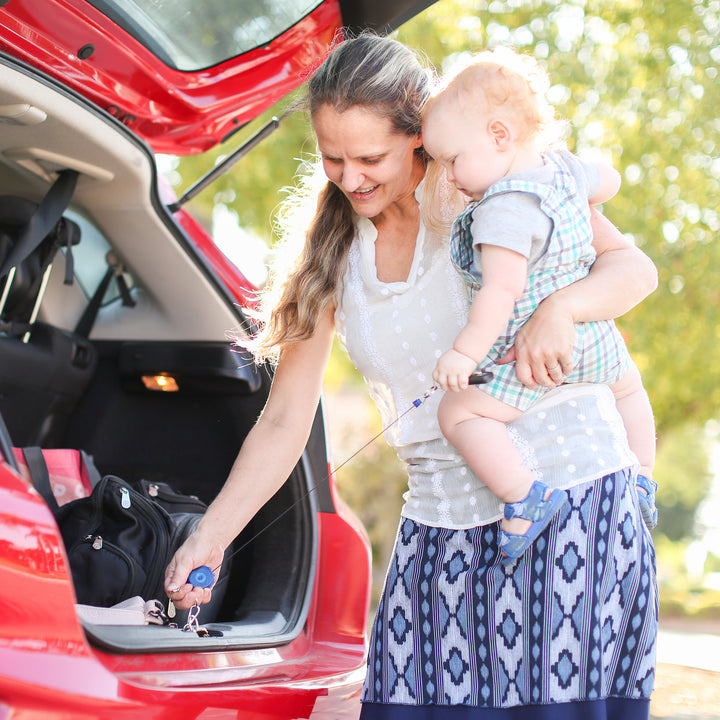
[652,621,720,719]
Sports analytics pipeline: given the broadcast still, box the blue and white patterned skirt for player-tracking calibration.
[361,469,657,718]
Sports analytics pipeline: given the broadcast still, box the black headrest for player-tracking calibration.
[0,196,80,321]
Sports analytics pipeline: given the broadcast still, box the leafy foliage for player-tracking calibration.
[169,0,720,545]
[397,0,720,438]
[653,423,713,540]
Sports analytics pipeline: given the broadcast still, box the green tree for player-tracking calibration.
[174,0,720,440]
[169,0,720,546]
[653,423,713,541]
[397,0,720,439]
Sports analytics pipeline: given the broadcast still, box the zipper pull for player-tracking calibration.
[148,484,159,498]
[120,487,131,509]
[92,536,103,550]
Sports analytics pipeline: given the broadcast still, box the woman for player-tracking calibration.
[165,34,658,719]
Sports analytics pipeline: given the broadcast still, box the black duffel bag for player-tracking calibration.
[25,449,229,622]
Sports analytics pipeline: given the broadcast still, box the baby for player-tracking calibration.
[422,47,657,564]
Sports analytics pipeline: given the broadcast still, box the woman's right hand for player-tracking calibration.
[501,209,657,389]
[164,530,227,610]
[498,292,576,389]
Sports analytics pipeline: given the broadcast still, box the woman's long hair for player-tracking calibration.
[243,33,433,364]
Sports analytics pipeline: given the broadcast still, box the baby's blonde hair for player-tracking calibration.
[421,47,566,235]
[426,46,565,146]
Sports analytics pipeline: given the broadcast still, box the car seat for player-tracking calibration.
[0,170,98,446]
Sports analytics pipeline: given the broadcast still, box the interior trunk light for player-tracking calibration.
[141,374,179,392]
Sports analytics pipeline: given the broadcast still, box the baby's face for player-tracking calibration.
[422,96,507,201]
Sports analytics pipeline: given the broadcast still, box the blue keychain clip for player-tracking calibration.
[187,565,215,589]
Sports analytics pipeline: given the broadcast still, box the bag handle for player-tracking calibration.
[81,450,102,489]
[0,412,18,473]
[21,446,60,514]
[22,446,102,506]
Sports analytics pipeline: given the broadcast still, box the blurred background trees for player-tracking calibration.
[165,0,720,612]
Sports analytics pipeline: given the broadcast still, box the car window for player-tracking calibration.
[86,0,324,71]
[64,209,134,304]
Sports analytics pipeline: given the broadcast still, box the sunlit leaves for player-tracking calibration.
[168,0,719,442]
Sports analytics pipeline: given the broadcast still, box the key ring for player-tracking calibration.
[182,602,208,636]
[183,602,200,632]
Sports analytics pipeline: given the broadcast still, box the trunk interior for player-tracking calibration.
[0,52,321,653]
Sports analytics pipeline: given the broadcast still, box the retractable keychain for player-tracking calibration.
[181,371,493,632]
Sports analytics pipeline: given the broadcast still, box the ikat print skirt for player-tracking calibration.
[361,468,657,716]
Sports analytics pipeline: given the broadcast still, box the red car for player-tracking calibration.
[0,1,432,717]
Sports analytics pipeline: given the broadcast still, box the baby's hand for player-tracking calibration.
[433,349,478,392]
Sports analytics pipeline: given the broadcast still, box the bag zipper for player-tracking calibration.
[116,482,171,601]
[141,480,207,513]
[81,534,140,599]
[93,476,172,602]
[120,487,131,509]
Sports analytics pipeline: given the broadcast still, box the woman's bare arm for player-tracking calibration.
[563,209,657,319]
[165,306,336,608]
[507,209,658,388]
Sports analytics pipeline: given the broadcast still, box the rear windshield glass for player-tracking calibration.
[87,0,323,71]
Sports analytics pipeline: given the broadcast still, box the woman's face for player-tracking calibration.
[313,104,424,219]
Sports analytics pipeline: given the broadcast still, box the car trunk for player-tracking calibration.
[61,340,320,653]
[0,50,323,653]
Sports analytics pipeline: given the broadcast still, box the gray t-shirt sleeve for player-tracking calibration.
[558,148,602,200]
[469,192,553,269]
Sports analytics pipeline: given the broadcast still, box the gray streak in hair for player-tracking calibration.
[308,33,431,139]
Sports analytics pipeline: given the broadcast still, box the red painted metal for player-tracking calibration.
[0,0,343,155]
[0,460,369,717]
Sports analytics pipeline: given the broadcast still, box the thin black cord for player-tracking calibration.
[205,385,440,585]
[190,371,492,593]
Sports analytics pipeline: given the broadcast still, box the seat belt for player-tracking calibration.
[0,169,79,280]
[74,251,136,339]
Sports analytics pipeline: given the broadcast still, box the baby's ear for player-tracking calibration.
[488,119,511,148]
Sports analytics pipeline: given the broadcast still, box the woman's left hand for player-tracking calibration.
[499,294,575,388]
[500,207,657,390]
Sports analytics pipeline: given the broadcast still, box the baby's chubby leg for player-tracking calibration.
[438,388,536,534]
[610,361,657,528]
[438,388,570,562]
[610,362,656,479]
